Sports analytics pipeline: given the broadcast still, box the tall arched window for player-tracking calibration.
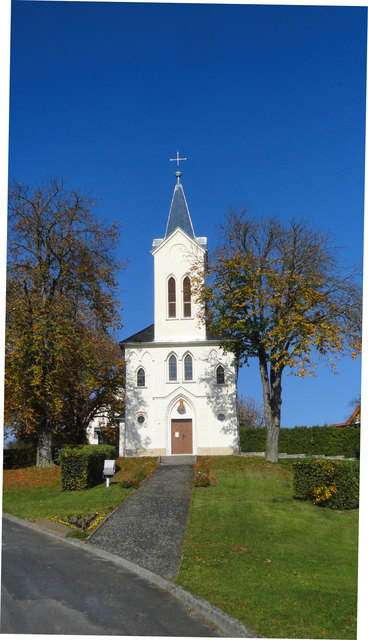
[216,365,225,385]
[169,354,177,381]
[184,354,193,381]
[183,276,191,318]
[168,277,176,318]
[137,368,145,387]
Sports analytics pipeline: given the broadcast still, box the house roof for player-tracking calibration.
[334,405,361,427]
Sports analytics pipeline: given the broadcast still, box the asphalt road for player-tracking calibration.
[1,518,221,636]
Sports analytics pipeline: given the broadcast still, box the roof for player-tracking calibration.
[165,181,195,239]
[120,324,155,345]
[119,322,222,346]
[334,405,360,427]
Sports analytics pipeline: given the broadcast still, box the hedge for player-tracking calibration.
[293,459,359,510]
[240,424,360,458]
[3,446,36,469]
[58,444,115,491]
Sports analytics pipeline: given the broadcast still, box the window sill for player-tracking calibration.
[165,317,194,321]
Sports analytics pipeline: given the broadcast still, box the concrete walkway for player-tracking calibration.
[89,464,194,581]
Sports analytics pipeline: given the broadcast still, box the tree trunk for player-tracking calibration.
[265,421,279,463]
[234,360,241,454]
[36,422,53,467]
[258,354,282,463]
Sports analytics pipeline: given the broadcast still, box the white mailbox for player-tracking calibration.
[103,459,116,487]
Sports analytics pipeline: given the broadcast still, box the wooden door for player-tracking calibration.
[171,419,193,454]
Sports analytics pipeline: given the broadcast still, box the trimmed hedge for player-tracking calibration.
[58,444,115,491]
[293,459,359,510]
[240,424,360,458]
[3,446,36,469]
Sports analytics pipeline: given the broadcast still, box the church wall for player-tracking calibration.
[122,342,239,457]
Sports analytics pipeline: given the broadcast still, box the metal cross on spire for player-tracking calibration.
[170,151,187,183]
[170,150,187,168]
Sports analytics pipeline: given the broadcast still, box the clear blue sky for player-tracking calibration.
[7,1,366,428]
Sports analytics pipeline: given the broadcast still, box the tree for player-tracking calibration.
[193,210,362,462]
[238,394,264,429]
[5,178,125,466]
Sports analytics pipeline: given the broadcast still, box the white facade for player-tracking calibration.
[119,174,239,457]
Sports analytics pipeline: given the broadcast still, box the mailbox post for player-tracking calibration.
[102,459,116,487]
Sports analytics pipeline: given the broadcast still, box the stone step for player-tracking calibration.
[159,455,197,465]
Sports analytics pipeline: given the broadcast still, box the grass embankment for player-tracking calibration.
[3,457,158,521]
[176,456,358,640]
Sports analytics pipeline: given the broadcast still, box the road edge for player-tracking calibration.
[2,512,258,638]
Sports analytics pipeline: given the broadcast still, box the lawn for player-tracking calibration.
[2,457,158,522]
[176,456,359,640]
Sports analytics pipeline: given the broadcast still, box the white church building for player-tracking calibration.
[89,164,239,457]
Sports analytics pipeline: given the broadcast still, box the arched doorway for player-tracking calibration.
[167,396,194,455]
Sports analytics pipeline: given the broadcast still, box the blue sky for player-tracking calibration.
[7,1,366,428]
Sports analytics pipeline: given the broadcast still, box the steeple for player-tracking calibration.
[165,173,195,239]
[151,153,207,253]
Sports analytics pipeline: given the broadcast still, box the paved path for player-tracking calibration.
[1,517,220,636]
[89,464,193,580]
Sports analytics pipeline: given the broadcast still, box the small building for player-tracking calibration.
[334,405,361,428]
[92,167,239,457]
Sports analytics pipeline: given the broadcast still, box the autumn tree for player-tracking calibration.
[193,210,361,462]
[238,394,264,429]
[5,178,125,466]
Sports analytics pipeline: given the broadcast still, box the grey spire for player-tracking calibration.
[165,176,195,239]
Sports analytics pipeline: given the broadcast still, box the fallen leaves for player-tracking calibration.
[3,465,61,490]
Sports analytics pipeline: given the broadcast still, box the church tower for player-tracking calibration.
[152,168,207,342]
[118,160,239,458]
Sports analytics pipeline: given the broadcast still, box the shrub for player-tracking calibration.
[293,459,359,510]
[58,444,115,491]
[193,471,211,487]
[193,456,217,487]
[3,446,36,469]
[121,477,138,488]
[240,424,360,458]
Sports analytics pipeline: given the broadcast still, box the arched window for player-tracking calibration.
[184,354,193,381]
[168,277,176,318]
[183,276,191,318]
[169,354,177,381]
[137,368,145,387]
[216,365,225,385]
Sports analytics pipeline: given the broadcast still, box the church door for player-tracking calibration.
[171,419,193,455]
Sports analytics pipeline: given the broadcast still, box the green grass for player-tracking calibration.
[176,456,358,639]
[3,457,158,522]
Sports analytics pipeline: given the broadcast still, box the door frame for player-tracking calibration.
[171,418,193,455]
[166,395,196,455]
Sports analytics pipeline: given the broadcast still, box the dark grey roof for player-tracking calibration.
[165,183,195,239]
[120,324,154,345]
[120,322,221,347]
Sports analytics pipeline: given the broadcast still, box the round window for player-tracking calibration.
[137,415,145,424]
[218,413,226,421]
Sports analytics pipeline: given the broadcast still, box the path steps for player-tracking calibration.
[159,455,197,465]
[89,464,194,580]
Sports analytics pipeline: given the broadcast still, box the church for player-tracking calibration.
[89,160,239,457]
